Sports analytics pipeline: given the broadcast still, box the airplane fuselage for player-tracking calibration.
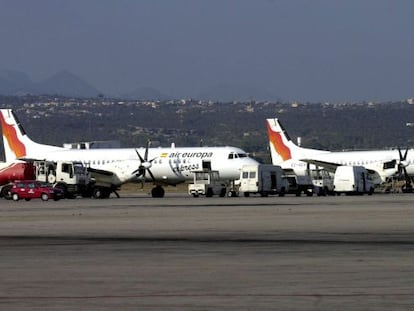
[267,118,414,185]
[277,149,413,184]
[42,146,258,186]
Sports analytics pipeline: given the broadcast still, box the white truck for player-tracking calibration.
[333,165,374,195]
[188,170,227,197]
[238,164,287,197]
[310,169,334,196]
[34,160,91,198]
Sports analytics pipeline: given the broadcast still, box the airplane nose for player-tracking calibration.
[248,158,259,165]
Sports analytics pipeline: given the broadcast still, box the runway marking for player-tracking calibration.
[2,236,414,246]
[1,293,414,300]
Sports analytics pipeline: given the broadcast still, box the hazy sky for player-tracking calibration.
[1,0,414,102]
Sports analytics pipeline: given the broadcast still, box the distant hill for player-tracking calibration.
[0,69,33,94]
[0,69,101,97]
[0,69,284,101]
[122,86,170,101]
[34,70,101,98]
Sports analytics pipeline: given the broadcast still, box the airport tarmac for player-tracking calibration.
[1,193,414,310]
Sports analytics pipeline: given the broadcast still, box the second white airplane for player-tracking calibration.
[0,109,258,198]
[266,118,414,188]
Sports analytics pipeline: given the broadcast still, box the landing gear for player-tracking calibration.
[151,185,165,198]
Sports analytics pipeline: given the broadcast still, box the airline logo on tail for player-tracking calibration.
[0,110,26,159]
[266,119,292,162]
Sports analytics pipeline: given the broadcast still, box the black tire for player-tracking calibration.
[2,185,12,200]
[54,183,68,198]
[228,190,237,197]
[151,186,165,198]
[93,188,102,199]
[41,193,49,201]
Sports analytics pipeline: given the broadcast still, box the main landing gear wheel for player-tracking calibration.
[151,185,165,198]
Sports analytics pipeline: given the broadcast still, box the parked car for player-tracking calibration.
[8,180,64,201]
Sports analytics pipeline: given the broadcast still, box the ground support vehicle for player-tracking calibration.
[9,180,64,201]
[283,169,314,196]
[34,161,91,198]
[310,169,335,196]
[333,165,374,195]
[1,160,91,199]
[238,164,287,197]
[188,170,226,197]
[0,162,35,198]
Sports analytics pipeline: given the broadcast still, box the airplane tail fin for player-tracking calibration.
[266,118,321,165]
[0,109,62,161]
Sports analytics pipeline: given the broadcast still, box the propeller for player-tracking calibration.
[397,147,413,192]
[132,140,157,187]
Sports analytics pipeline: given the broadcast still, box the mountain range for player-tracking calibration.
[0,69,279,101]
[0,69,101,98]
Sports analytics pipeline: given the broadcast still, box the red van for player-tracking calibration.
[9,180,64,201]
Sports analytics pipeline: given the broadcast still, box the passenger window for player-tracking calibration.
[250,172,256,179]
[242,172,248,179]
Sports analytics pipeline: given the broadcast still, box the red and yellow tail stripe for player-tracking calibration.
[266,121,291,161]
[0,113,26,158]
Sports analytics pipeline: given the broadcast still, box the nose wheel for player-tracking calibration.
[151,185,165,198]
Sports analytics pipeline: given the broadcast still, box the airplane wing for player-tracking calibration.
[301,159,382,180]
[15,157,46,162]
[87,167,114,176]
[300,159,339,173]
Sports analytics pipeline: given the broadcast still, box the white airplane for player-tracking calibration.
[0,109,258,198]
[266,118,414,189]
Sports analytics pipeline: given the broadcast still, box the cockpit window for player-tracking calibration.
[229,152,248,159]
